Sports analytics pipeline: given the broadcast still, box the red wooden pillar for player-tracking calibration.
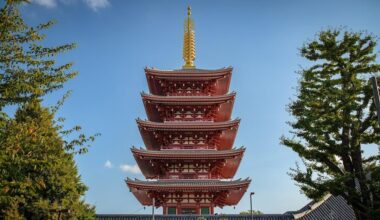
[177,203,182,215]
[196,204,200,215]
[163,205,167,215]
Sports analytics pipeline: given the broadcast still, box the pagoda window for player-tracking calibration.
[168,207,176,215]
[201,207,210,215]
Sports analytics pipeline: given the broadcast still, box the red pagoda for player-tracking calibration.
[126,7,250,215]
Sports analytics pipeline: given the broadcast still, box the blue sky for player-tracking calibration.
[16,0,380,215]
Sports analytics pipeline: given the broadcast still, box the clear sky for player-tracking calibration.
[16,0,380,215]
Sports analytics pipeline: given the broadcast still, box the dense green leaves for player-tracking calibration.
[0,1,96,219]
[282,29,380,220]
[0,101,95,219]
[0,1,76,110]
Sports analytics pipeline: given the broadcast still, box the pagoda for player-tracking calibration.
[126,7,250,215]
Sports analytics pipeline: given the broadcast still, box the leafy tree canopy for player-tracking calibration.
[0,0,76,111]
[0,1,96,219]
[0,100,95,219]
[282,28,380,220]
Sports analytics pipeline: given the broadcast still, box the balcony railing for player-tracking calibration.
[96,214,294,220]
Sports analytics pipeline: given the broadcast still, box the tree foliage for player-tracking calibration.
[0,0,76,111]
[239,210,263,215]
[0,101,95,219]
[0,1,96,219]
[281,29,380,220]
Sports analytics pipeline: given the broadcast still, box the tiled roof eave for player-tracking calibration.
[145,67,233,77]
[136,119,240,130]
[141,92,236,105]
[131,147,245,159]
[126,179,251,191]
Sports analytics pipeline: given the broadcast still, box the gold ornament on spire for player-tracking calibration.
[182,6,196,69]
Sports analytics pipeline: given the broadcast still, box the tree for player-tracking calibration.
[239,210,263,215]
[0,1,96,219]
[281,29,380,220]
[0,101,95,219]
[0,0,76,111]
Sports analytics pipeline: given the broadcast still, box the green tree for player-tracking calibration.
[281,29,380,220]
[0,0,96,219]
[0,0,76,111]
[239,210,263,215]
[0,101,95,219]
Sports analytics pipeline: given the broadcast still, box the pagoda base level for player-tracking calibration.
[163,205,214,215]
[126,178,251,213]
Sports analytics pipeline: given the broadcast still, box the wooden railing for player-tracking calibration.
[96,214,294,220]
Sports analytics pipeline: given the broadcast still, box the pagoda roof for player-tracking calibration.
[126,178,250,206]
[126,178,250,189]
[145,67,233,96]
[131,146,244,159]
[141,92,236,105]
[131,147,245,179]
[142,92,235,122]
[137,119,240,150]
[136,118,240,131]
[145,67,233,78]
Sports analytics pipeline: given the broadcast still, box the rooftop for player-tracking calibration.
[131,147,245,159]
[141,92,236,104]
[126,178,250,188]
[145,66,233,74]
[136,118,240,130]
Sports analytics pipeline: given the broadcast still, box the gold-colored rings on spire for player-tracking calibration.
[182,6,196,69]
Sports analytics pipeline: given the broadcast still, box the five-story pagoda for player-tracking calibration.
[126,7,250,215]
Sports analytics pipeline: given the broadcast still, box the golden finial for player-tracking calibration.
[182,6,196,69]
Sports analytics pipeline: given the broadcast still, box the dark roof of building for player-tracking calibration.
[287,194,356,220]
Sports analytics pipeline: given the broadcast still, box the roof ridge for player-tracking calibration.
[292,194,332,219]
[145,66,233,72]
[137,118,240,125]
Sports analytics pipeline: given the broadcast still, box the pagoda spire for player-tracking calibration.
[182,6,196,69]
